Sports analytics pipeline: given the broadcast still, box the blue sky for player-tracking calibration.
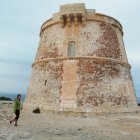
[0,0,139,97]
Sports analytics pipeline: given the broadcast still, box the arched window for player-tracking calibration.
[68,41,76,57]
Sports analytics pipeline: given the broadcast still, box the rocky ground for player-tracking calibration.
[0,101,140,140]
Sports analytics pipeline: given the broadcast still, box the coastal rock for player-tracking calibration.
[0,97,12,101]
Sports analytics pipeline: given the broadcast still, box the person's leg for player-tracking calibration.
[14,110,19,126]
[14,119,18,126]
[10,118,16,124]
[10,112,17,124]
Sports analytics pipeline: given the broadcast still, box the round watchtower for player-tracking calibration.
[24,3,138,113]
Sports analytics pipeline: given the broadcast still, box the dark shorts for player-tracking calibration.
[15,110,20,120]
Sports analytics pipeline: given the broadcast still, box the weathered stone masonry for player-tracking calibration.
[24,3,138,113]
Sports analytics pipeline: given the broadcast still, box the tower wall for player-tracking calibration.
[24,3,138,113]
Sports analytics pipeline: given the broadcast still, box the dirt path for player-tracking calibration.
[0,101,140,140]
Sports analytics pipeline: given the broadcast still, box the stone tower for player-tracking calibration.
[24,3,138,113]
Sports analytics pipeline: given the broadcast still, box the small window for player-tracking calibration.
[68,41,76,57]
[44,80,47,85]
[124,87,126,93]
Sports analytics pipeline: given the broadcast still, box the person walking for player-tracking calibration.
[10,94,22,126]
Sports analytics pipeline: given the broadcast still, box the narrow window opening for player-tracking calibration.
[45,80,47,85]
[124,87,126,93]
[68,41,76,57]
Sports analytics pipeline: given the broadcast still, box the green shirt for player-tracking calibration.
[14,99,21,112]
